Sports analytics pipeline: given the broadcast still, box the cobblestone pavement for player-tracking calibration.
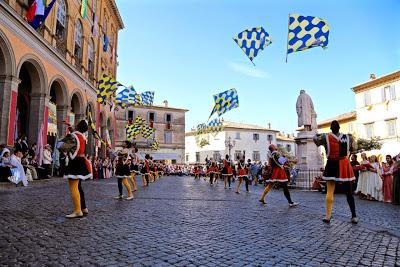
[0,176,399,267]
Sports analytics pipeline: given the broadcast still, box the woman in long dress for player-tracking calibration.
[381,155,394,203]
[355,153,369,198]
[8,149,28,187]
[367,156,383,201]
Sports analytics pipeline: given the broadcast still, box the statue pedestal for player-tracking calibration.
[295,131,323,171]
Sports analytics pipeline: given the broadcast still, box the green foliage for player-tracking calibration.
[277,146,296,167]
[356,137,383,152]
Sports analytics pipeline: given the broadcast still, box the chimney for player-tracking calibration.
[370,73,376,80]
[163,100,168,107]
[268,123,271,129]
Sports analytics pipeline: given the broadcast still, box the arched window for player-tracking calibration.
[74,20,83,63]
[56,0,66,40]
[88,38,95,77]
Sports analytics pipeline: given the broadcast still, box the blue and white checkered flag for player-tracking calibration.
[141,91,155,106]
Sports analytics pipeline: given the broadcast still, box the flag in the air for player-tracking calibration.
[30,0,56,29]
[287,14,330,55]
[81,0,88,18]
[209,88,239,118]
[233,27,272,64]
[151,139,160,151]
[141,91,155,106]
[141,125,155,139]
[207,118,224,136]
[97,74,122,104]
[115,86,142,108]
[26,0,45,23]
[126,116,146,140]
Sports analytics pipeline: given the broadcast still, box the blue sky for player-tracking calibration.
[115,0,400,133]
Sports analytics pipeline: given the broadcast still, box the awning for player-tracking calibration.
[139,153,180,161]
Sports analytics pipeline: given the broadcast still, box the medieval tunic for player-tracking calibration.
[141,159,151,175]
[318,133,355,182]
[222,160,233,176]
[266,151,288,183]
[63,132,92,180]
[115,149,131,178]
[237,161,248,178]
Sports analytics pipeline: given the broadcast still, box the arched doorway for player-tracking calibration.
[0,30,18,145]
[49,78,68,143]
[16,58,46,144]
[70,91,85,126]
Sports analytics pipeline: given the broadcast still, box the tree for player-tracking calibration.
[356,137,382,152]
[277,146,296,168]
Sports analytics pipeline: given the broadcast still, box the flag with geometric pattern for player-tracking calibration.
[287,14,329,55]
[97,74,122,104]
[141,91,155,106]
[151,139,160,151]
[233,27,272,64]
[141,125,155,139]
[125,115,146,140]
[207,118,224,136]
[115,86,142,108]
[209,88,239,119]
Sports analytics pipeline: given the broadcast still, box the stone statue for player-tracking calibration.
[296,90,317,132]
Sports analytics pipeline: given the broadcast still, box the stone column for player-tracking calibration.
[56,105,70,136]
[29,93,47,145]
[0,75,20,145]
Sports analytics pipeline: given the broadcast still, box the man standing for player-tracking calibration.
[314,120,358,224]
[259,144,298,207]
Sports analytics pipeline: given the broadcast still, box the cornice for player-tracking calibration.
[352,71,400,93]
[107,0,124,29]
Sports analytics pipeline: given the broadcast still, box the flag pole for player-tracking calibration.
[285,14,290,63]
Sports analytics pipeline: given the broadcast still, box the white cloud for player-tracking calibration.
[229,62,269,79]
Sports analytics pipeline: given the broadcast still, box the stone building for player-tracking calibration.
[115,102,188,163]
[185,122,280,164]
[0,0,123,155]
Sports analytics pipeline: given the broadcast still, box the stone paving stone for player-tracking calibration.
[0,176,399,266]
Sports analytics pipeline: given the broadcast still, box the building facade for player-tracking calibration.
[276,132,296,155]
[115,102,188,163]
[185,122,279,164]
[0,0,123,155]
[317,111,357,135]
[352,71,400,155]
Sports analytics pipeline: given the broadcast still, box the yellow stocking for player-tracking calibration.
[68,179,81,213]
[260,183,274,202]
[122,178,133,197]
[150,173,155,183]
[142,175,147,186]
[326,181,335,220]
[130,174,137,191]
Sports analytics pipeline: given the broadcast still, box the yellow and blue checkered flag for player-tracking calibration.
[207,118,224,136]
[287,14,329,55]
[141,91,155,106]
[97,74,122,104]
[125,123,141,140]
[141,125,155,139]
[233,27,272,65]
[115,86,142,108]
[209,88,239,119]
[151,139,160,151]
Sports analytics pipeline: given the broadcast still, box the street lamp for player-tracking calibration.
[225,136,236,159]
